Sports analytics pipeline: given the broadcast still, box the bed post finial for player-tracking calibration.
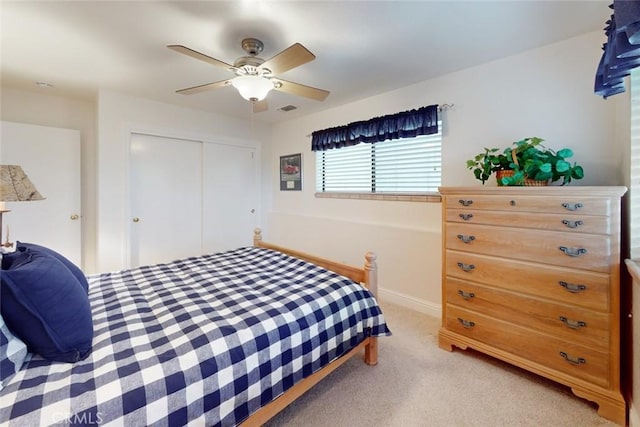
[364,252,378,298]
[253,228,263,247]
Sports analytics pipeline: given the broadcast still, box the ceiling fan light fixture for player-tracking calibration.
[231,75,273,101]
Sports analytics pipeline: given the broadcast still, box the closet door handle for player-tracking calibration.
[132,217,140,223]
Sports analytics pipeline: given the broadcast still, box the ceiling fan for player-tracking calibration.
[168,38,330,112]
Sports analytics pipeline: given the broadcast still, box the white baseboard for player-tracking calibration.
[378,287,441,318]
[630,402,639,427]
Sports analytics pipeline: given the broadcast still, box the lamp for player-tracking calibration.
[0,165,45,248]
[231,75,274,101]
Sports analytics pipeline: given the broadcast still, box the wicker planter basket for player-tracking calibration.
[495,169,548,187]
[495,149,549,186]
[523,177,549,187]
[495,170,514,186]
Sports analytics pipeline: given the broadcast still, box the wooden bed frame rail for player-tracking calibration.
[252,228,378,297]
[243,229,380,426]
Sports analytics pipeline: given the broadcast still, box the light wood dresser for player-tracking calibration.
[438,186,627,425]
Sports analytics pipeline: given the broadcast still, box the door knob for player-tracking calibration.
[133,217,140,223]
[250,209,255,213]
[70,214,79,220]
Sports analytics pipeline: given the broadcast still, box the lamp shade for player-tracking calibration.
[231,75,274,101]
[0,165,44,202]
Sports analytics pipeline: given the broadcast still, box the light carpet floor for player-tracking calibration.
[265,301,617,427]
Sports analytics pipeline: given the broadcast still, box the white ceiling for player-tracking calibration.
[1,1,609,124]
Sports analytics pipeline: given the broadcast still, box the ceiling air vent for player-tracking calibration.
[278,105,298,112]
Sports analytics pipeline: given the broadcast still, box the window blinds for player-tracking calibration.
[315,130,442,194]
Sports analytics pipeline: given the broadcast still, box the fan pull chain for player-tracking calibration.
[250,101,255,137]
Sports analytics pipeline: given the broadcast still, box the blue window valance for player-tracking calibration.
[311,105,439,152]
[595,1,640,98]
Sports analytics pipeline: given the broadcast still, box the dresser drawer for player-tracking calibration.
[445,278,610,351]
[446,223,610,273]
[446,208,611,235]
[446,195,610,215]
[445,305,610,387]
[445,250,610,310]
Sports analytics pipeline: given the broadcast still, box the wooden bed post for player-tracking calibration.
[253,228,263,247]
[364,252,378,366]
[364,252,378,297]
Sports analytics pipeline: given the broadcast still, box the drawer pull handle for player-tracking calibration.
[458,199,473,207]
[559,316,587,329]
[559,351,586,366]
[457,318,476,329]
[562,202,583,211]
[457,262,475,272]
[558,281,587,293]
[459,213,474,221]
[457,290,476,300]
[457,234,475,244]
[558,246,587,257]
[562,219,584,229]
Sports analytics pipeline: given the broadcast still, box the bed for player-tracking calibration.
[0,229,390,426]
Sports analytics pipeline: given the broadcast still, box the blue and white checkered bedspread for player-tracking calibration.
[0,247,390,426]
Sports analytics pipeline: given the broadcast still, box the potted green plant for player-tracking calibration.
[465,147,513,184]
[467,137,585,186]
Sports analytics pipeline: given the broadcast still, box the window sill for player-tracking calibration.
[314,192,442,202]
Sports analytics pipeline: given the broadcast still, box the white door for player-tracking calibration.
[202,143,258,254]
[0,121,82,266]
[129,133,202,268]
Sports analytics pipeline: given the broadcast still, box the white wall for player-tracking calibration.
[96,90,269,273]
[0,89,270,274]
[1,31,629,309]
[265,31,625,315]
[0,88,98,272]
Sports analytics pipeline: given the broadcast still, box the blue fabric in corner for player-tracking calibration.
[0,248,93,363]
[16,242,89,294]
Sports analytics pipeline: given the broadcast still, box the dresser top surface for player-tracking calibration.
[439,186,627,197]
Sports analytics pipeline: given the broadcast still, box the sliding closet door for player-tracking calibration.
[0,121,82,266]
[202,143,258,254]
[129,133,202,267]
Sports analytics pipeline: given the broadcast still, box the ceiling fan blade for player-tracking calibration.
[176,79,231,95]
[253,99,268,113]
[259,43,315,75]
[168,45,234,70]
[272,78,329,101]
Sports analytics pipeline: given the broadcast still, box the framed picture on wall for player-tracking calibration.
[280,153,302,191]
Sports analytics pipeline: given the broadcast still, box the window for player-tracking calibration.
[315,124,442,194]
